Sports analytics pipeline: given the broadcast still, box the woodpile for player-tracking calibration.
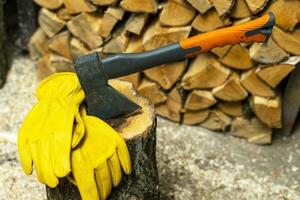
[29,0,300,144]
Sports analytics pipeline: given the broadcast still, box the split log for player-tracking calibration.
[184,90,217,111]
[37,53,74,80]
[137,79,167,105]
[241,69,275,97]
[272,26,300,56]
[181,54,230,90]
[200,109,231,131]
[67,14,103,49]
[57,8,74,21]
[69,37,90,60]
[251,96,282,128]
[142,20,191,50]
[211,45,232,58]
[46,79,159,200]
[90,0,118,6]
[230,117,272,144]
[159,0,196,27]
[249,38,288,64]
[33,0,63,10]
[186,0,213,13]
[144,60,187,90]
[28,28,49,60]
[125,13,148,35]
[120,0,158,13]
[38,8,66,37]
[119,73,141,89]
[210,0,235,16]
[244,0,269,14]
[256,64,295,88]
[183,110,209,125]
[126,35,144,53]
[99,7,124,38]
[103,30,129,53]
[192,9,231,32]
[48,31,72,60]
[266,0,300,31]
[219,44,254,70]
[217,101,244,117]
[230,0,252,19]
[156,88,182,122]
[63,0,97,14]
[212,74,248,101]
[84,12,103,33]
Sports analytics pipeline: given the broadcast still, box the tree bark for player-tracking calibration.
[46,80,159,200]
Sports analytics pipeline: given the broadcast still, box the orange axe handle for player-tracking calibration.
[180,12,275,57]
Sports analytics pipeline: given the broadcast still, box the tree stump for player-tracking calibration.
[46,79,159,200]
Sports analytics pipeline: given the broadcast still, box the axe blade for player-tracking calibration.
[75,52,141,119]
[85,84,141,120]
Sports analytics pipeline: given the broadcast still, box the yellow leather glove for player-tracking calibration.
[18,72,85,187]
[70,107,132,200]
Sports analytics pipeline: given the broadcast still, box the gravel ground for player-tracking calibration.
[1,55,300,200]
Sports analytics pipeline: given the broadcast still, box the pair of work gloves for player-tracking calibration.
[18,72,131,200]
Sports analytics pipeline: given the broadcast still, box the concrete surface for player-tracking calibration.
[1,55,300,200]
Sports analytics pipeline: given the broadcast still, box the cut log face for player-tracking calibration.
[28,28,49,60]
[67,14,103,49]
[186,0,213,13]
[184,90,217,111]
[256,64,295,88]
[103,30,129,53]
[48,31,72,60]
[217,101,243,117]
[220,45,254,70]
[57,7,75,21]
[38,8,66,38]
[120,0,158,13]
[192,9,230,32]
[181,54,230,90]
[69,37,90,59]
[34,0,63,10]
[144,61,187,90]
[90,0,118,6]
[37,54,56,80]
[244,0,268,14]
[241,69,275,97]
[210,0,235,16]
[159,0,196,27]
[212,74,248,101]
[137,79,167,105]
[231,117,272,144]
[266,0,300,31]
[47,79,159,200]
[126,13,149,35]
[119,73,141,89]
[63,0,97,14]
[230,0,252,19]
[249,38,288,64]
[99,13,118,38]
[143,20,191,50]
[126,35,144,53]
[183,110,209,125]
[272,26,300,56]
[200,109,231,131]
[211,45,232,58]
[251,96,282,128]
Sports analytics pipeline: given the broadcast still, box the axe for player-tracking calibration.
[75,13,275,120]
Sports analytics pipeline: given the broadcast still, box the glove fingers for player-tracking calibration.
[73,167,100,200]
[108,153,122,187]
[71,113,85,149]
[116,137,132,175]
[95,162,112,200]
[29,141,46,185]
[40,137,59,188]
[18,139,33,175]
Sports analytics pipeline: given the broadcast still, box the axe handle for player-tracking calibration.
[103,13,275,79]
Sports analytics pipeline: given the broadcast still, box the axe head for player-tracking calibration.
[74,53,141,119]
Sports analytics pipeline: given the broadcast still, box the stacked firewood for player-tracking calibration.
[28,0,300,144]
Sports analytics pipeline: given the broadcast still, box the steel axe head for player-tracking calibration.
[74,53,141,120]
